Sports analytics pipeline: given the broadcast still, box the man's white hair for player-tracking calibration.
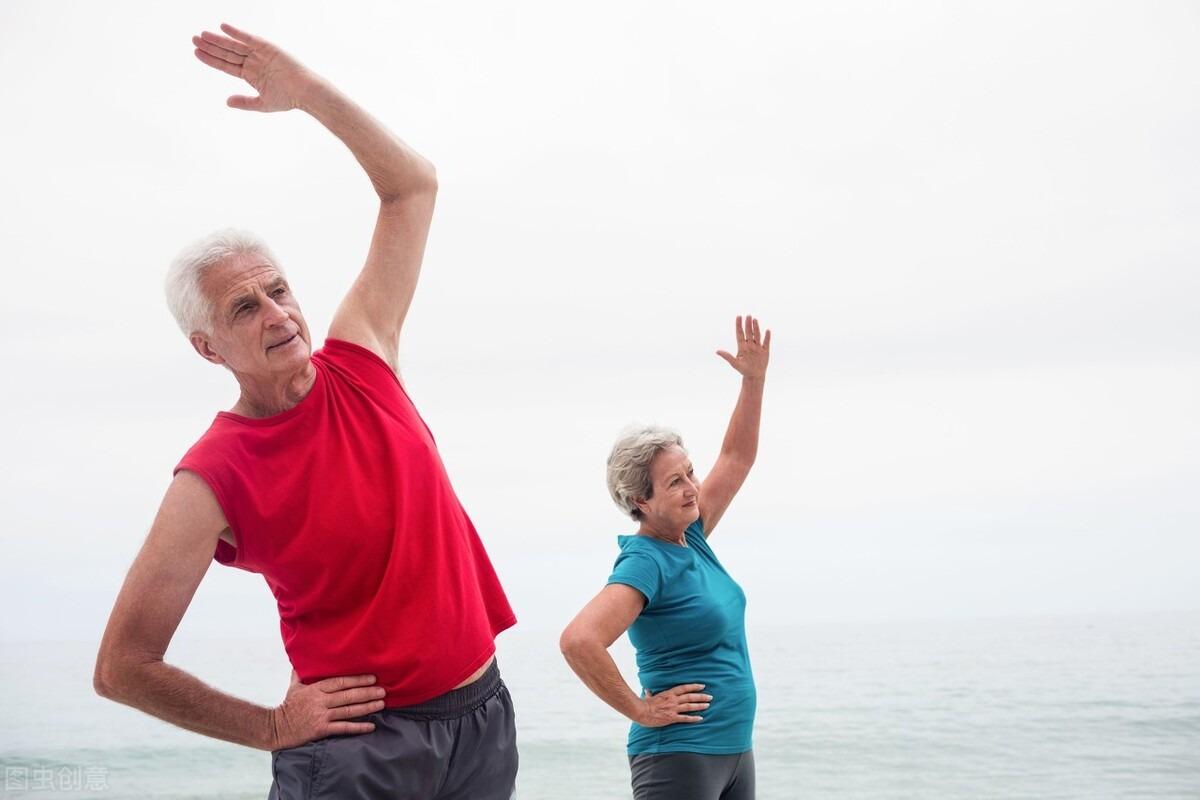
[606,425,687,521]
[165,228,282,337]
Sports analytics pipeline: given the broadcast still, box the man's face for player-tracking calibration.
[190,253,312,378]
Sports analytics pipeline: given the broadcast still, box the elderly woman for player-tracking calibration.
[561,315,770,800]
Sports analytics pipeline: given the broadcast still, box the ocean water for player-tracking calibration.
[1,612,1197,799]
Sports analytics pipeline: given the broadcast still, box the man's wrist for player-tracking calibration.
[260,706,281,751]
[294,73,339,115]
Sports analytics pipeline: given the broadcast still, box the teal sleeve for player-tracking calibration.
[607,550,663,605]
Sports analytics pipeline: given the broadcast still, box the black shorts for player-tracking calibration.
[268,660,517,800]
[629,750,755,800]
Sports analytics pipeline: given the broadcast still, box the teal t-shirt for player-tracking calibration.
[607,518,755,755]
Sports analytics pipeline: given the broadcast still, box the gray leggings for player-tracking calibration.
[629,750,755,800]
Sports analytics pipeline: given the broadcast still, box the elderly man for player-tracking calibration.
[93,23,518,799]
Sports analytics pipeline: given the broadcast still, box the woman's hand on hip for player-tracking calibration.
[636,684,712,727]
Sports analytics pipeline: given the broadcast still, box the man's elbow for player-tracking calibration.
[93,652,121,701]
[378,160,438,204]
[93,648,151,702]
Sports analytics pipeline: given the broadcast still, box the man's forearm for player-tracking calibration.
[96,658,276,750]
[298,77,435,202]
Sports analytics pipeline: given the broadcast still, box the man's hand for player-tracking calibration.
[636,684,712,727]
[192,23,320,112]
[269,670,388,750]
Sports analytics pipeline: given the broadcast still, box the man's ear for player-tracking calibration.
[190,332,226,367]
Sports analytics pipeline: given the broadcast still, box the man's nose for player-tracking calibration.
[263,297,289,325]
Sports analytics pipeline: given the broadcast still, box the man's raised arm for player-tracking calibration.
[192,23,437,371]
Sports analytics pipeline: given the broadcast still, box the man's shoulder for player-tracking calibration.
[318,337,405,389]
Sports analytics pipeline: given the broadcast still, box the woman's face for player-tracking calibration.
[636,445,701,531]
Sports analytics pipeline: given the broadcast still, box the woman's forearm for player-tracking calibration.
[718,376,765,466]
[561,639,646,724]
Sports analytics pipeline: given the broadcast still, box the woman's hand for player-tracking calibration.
[269,669,387,750]
[191,23,322,112]
[636,684,713,727]
[716,315,770,382]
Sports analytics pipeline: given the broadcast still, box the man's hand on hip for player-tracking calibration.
[270,670,388,750]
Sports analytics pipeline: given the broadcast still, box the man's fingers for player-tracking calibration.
[227,94,265,112]
[326,686,388,707]
[324,720,376,736]
[200,29,251,56]
[328,699,387,719]
[192,36,243,65]
[194,48,241,78]
[316,674,378,693]
[220,22,264,47]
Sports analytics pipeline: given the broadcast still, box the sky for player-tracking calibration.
[0,1,1197,645]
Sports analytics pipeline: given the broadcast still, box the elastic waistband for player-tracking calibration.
[387,659,503,720]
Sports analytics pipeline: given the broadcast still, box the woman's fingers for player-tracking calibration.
[751,316,761,343]
[669,683,705,694]
[763,329,771,350]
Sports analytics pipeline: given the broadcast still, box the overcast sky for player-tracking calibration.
[1,1,1197,645]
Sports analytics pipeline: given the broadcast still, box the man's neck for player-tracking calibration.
[230,362,318,418]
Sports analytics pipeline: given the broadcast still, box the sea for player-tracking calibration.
[1,611,1197,799]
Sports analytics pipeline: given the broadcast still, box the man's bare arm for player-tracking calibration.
[192,23,437,373]
[94,471,385,750]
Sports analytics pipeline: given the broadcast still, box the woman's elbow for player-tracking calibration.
[559,624,594,661]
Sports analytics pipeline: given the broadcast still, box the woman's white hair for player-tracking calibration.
[606,425,687,521]
[165,228,282,337]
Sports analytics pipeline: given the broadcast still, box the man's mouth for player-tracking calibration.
[268,333,298,351]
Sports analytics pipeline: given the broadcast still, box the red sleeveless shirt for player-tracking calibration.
[175,338,516,706]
